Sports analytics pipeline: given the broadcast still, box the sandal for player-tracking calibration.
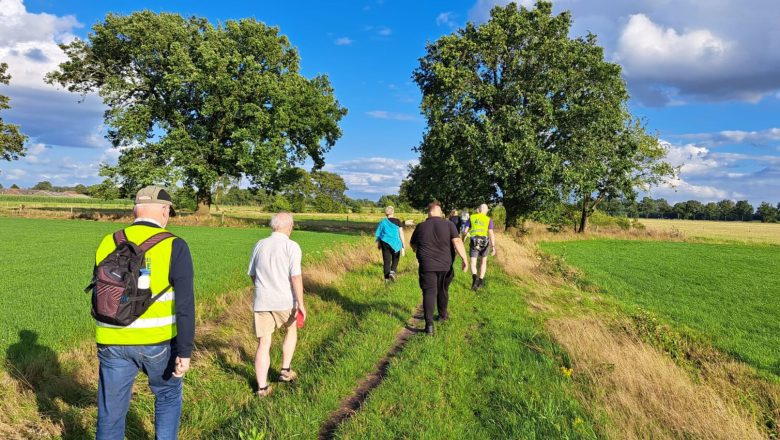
[256,385,273,398]
[279,368,298,382]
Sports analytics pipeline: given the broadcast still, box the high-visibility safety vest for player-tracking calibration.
[94,224,177,345]
[469,213,491,237]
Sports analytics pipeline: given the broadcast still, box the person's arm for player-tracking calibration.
[399,226,406,256]
[452,237,468,271]
[291,275,305,320]
[170,238,195,377]
[409,228,418,253]
[489,228,497,256]
[247,243,258,282]
[449,222,468,271]
[463,219,471,237]
[289,243,306,320]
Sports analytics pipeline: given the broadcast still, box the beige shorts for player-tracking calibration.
[253,309,296,338]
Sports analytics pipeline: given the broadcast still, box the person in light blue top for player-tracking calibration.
[375,206,406,282]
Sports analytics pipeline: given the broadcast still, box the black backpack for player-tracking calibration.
[85,229,175,326]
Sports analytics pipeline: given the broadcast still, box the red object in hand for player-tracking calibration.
[296,309,305,328]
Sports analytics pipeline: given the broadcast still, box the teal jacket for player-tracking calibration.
[375,218,403,252]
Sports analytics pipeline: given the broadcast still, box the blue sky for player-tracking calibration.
[1,0,779,204]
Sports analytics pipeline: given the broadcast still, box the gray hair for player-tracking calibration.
[270,212,294,231]
[384,206,395,216]
[478,203,489,214]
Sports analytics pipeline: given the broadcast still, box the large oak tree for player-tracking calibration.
[47,11,346,213]
[406,1,674,229]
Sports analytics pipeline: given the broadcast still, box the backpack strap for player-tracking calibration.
[138,231,176,252]
[113,229,128,246]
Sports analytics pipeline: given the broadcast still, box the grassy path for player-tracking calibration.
[333,265,596,440]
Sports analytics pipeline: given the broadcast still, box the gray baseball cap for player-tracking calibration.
[135,185,177,217]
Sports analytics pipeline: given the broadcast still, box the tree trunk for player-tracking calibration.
[504,203,523,229]
[577,195,589,233]
[195,188,212,216]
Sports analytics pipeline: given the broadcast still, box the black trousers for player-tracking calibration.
[418,269,454,325]
[380,241,400,279]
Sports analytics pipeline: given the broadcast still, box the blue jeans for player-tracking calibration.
[96,344,183,440]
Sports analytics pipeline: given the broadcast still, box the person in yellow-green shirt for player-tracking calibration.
[92,186,194,440]
[463,203,497,291]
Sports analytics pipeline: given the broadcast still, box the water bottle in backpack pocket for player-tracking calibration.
[86,229,173,326]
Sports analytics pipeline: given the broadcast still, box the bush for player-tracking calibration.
[489,204,506,229]
[267,194,292,212]
[171,186,197,212]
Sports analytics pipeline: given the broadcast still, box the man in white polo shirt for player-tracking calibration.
[247,212,307,397]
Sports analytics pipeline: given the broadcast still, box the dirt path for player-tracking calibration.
[318,305,424,440]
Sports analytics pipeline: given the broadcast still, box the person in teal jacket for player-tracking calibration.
[375,206,406,282]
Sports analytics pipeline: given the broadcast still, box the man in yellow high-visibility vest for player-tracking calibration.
[94,186,195,440]
[463,203,497,291]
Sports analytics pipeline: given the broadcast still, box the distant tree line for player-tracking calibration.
[9,171,419,214]
[599,197,780,223]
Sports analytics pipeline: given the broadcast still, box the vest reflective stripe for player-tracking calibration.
[94,224,177,345]
[470,213,491,237]
[96,315,176,329]
[155,291,175,303]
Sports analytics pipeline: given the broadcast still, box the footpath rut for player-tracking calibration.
[318,305,425,439]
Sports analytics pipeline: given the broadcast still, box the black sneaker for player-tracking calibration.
[471,274,479,291]
[435,314,449,322]
[389,271,397,282]
[425,324,434,335]
[478,278,485,289]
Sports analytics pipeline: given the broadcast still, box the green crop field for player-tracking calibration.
[540,239,780,375]
[0,217,357,357]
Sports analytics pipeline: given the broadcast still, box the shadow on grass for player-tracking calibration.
[5,330,149,440]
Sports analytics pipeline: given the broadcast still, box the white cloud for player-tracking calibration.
[617,14,731,82]
[436,12,459,28]
[366,110,420,121]
[334,37,353,46]
[1,168,27,180]
[466,0,780,106]
[0,0,81,89]
[377,27,392,37]
[649,140,780,203]
[675,128,780,147]
[324,157,417,197]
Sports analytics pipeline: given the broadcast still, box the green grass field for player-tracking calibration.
[1,216,596,439]
[177,247,594,439]
[540,239,780,374]
[0,217,357,357]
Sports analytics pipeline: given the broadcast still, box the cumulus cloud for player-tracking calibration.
[324,157,417,198]
[366,110,420,121]
[334,37,353,46]
[467,0,780,106]
[0,0,81,89]
[0,0,107,149]
[649,140,780,203]
[0,144,117,187]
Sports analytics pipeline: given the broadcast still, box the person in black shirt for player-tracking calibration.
[448,209,462,234]
[410,201,469,335]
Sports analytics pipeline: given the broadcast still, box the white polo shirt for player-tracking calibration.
[247,231,303,311]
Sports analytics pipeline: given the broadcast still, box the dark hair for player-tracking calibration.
[427,200,442,211]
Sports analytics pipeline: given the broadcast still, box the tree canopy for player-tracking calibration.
[47,11,347,213]
[404,1,674,230]
[0,62,27,163]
